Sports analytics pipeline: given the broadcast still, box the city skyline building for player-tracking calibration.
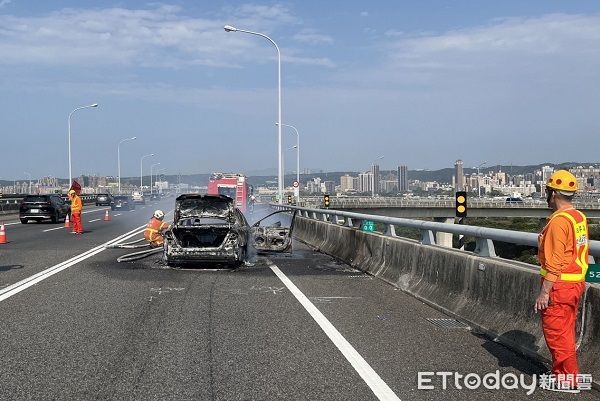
[372,164,380,196]
[358,172,373,193]
[398,165,409,192]
[340,174,355,192]
[455,160,464,191]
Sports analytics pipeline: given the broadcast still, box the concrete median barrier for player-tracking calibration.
[294,215,600,383]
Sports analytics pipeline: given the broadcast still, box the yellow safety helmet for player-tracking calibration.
[546,170,578,193]
[68,189,76,195]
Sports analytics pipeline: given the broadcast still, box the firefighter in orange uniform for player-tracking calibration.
[535,170,588,391]
[144,210,170,247]
[68,189,84,234]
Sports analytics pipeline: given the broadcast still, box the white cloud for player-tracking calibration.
[352,13,600,88]
[0,3,326,68]
[0,0,11,8]
[283,54,335,68]
[324,13,600,166]
[384,29,404,37]
[292,28,333,45]
[360,11,369,17]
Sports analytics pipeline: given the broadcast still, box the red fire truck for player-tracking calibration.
[207,173,250,212]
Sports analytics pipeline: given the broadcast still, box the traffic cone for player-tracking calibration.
[64,214,71,228]
[104,209,111,222]
[0,224,7,244]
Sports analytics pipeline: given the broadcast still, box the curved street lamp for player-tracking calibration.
[277,123,300,196]
[24,172,31,194]
[150,163,161,195]
[68,103,98,184]
[140,153,154,190]
[225,25,283,203]
[474,161,487,198]
[117,136,137,194]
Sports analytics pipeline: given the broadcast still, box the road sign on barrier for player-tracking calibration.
[587,264,600,283]
[362,220,376,232]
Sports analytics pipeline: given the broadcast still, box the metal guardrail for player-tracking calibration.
[274,204,600,259]
[0,195,97,215]
[297,196,600,209]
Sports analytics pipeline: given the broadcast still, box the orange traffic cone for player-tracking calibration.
[104,209,111,221]
[0,224,7,244]
[64,214,71,228]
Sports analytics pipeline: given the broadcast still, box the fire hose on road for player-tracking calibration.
[106,238,163,262]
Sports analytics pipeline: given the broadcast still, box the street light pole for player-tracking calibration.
[24,172,31,194]
[475,161,487,198]
[150,163,161,195]
[140,154,154,191]
[68,103,98,184]
[154,168,167,193]
[372,155,384,197]
[277,123,300,189]
[117,136,136,194]
[224,25,283,204]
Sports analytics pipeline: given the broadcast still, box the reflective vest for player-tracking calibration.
[539,208,589,282]
[144,217,169,242]
[71,195,83,213]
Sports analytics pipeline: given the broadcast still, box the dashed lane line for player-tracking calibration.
[0,224,146,303]
[0,207,109,227]
[88,218,101,223]
[43,227,64,232]
[267,261,401,401]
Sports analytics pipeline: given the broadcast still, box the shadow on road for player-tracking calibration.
[475,330,547,376]
[0,264,24,272]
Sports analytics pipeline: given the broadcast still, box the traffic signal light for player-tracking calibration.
[287,194,292,204]
[324,194,330,208]
[455,191,467,218]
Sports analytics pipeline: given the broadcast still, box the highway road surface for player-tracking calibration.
[0,199,597,400]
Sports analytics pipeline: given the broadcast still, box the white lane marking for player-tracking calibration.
[43,227,64,232]
[0,225,146,303]
[88,218,101,223]
[2,222,21,226]
[114,213,122,216]
[267,261,401,401]
[82,208,106,215]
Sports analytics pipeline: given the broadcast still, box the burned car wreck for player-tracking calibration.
[163,194,249,267]
[251,210,297,253]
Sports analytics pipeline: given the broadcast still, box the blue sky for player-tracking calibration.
[1,1,600,180]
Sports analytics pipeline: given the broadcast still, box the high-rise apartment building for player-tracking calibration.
[340,174,355,192]
[358,172,373,193]
[323,181,336,194]
[398,165,409,192]
[454,160,464,191]
[540,165,554,196]
[372,164,380,195]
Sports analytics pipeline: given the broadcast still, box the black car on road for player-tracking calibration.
[96,193,114,206]
[19,195,70,224]
[111,195,135,211]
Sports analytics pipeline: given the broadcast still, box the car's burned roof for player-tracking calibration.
[175,194,233,219]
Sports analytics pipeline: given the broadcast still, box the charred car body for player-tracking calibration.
[251,210,296,253]
[163,194,249,267]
